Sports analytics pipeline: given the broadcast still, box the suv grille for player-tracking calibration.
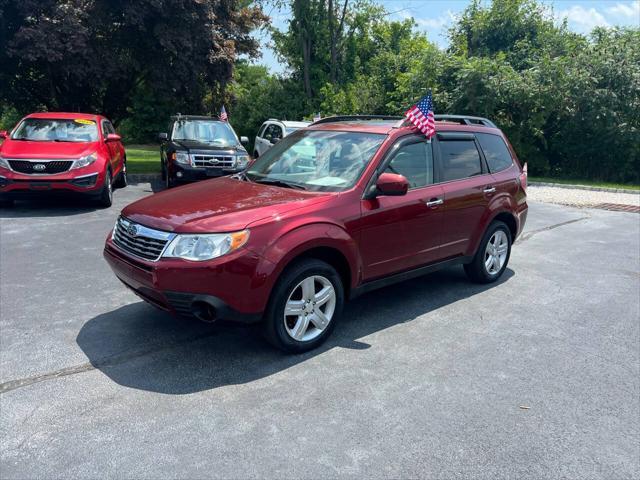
[112,217,175,261]
[192,154,235,169]
[8,160,73,174]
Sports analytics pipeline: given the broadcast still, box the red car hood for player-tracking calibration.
[122,177,332,233]
[0,139,98,159]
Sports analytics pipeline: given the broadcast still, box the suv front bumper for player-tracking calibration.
[103,237,273,323]
[171,164,242,183]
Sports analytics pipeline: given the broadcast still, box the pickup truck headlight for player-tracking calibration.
[162,230,250,261]
[174,151,190,165]
[71,152,97,170]
[236,155,250,169]
[0,155,10,170]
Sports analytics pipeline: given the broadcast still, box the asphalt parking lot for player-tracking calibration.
[1,183,639,479]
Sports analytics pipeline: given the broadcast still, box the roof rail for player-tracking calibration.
[434,115,497,128]
[311,115,403,126]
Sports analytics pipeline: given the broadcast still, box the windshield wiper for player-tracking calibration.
[254,178,307,190]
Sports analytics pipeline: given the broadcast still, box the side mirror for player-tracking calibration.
[158,132,168,142]
[374,172,409,197]
[240,136,249,145]
[0,131,7,139]
[106,133,121,142]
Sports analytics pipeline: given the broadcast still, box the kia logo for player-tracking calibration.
[33,164,46,171]
[127,225,138,237]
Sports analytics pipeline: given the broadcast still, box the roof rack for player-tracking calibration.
[434,115,496,128]
[311,115,403,126]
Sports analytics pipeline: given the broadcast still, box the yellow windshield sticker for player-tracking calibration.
[74,119,95,125]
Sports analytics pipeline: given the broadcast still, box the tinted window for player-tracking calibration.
[439,140,482,182]
[264,125,276,141]
[258,124,268,137]
[476,133,513,173]
[271,125,283,141]
[384,142,433,188]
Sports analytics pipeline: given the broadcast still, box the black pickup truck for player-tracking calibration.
[159,115,250,188]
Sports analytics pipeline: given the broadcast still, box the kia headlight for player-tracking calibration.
[236,154,250,169]
[162,230,250,261]
[72,152,97,170]
[175,151,190,165]
[0,155,10,170]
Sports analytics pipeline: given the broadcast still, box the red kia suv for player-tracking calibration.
[104,115,528,352]
[0,112,126,207]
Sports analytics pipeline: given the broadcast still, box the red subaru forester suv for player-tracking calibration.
[0,112,126,207]
[104,115,527,352]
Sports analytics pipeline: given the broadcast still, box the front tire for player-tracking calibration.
[263,259,344,353]
[114,161,127,188]
[464,221,511,283]
[97,169,113,208]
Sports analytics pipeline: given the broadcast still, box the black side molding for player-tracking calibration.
[350,256,473,299]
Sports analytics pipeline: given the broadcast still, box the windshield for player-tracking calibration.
[11,118,99,142]
[172,120,238,147]
[246,130,385,192]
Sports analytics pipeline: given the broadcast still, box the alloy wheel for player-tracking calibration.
[283,275,336,342]
[484,230,508,275]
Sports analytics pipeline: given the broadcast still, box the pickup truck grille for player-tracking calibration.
[8,160,73,174]
[112,217,175,261]
[191,154,235,169]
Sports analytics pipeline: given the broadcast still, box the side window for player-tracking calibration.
[272,125,283,142]
[264,125,275,142]
[439,140,483,182]
[384,142,433,189]
[257,124,267,138]
[101,121,109,138]
[105,121,116,134]
[476,133,513,173]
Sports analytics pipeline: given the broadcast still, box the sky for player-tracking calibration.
[255,0,640,74]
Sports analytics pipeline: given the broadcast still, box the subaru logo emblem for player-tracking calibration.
[33,164,46,171]
[127,224,138,237]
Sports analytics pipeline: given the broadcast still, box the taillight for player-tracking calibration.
[520,162,528,190]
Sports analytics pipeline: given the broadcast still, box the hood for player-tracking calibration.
[0,139,98,159]
[122,177,331,233]
[172,139,245,153]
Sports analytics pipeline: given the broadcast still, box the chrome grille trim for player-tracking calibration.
[191,154,236,169]
[112,216,176,261]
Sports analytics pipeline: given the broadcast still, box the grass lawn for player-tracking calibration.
[125,144,160,174]
[529,176,640,191]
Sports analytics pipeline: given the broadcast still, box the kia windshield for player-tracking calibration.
[246,130,385,192]
[11,118,99,142]
[172,120,239,147]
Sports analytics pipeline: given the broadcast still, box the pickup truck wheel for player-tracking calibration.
[97,169,113,208]
[263,259,344,353]
[464,221,511,283]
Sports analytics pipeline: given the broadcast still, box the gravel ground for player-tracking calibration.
[527,185,640,207]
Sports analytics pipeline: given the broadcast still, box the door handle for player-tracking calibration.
[425,198,444,207]
[483,186,496,194]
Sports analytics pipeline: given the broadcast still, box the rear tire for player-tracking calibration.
[97,169,113,208]
[464,221,511,283]
[263,259,344,353]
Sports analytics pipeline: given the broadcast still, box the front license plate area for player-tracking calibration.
[205,168,221,177]
[30,183,51,190]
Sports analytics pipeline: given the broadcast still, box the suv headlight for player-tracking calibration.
[0,155,10,170]
[72,152,97,170]
[236,154,250,169]
[162,230,250,261]
[175,151,190,165]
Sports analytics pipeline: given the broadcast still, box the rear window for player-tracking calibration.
[439,140,483,182]
[476,133,513,173]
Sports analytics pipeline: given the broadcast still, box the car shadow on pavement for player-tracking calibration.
[76,266,514,394]
[0,197,101,217]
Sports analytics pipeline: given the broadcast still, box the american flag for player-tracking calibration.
[220,105,228,121]
[405,91,435,139]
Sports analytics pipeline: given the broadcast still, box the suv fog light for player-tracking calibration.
[176,171,183,178]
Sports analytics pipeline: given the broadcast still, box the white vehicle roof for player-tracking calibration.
[280,121,311,128]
